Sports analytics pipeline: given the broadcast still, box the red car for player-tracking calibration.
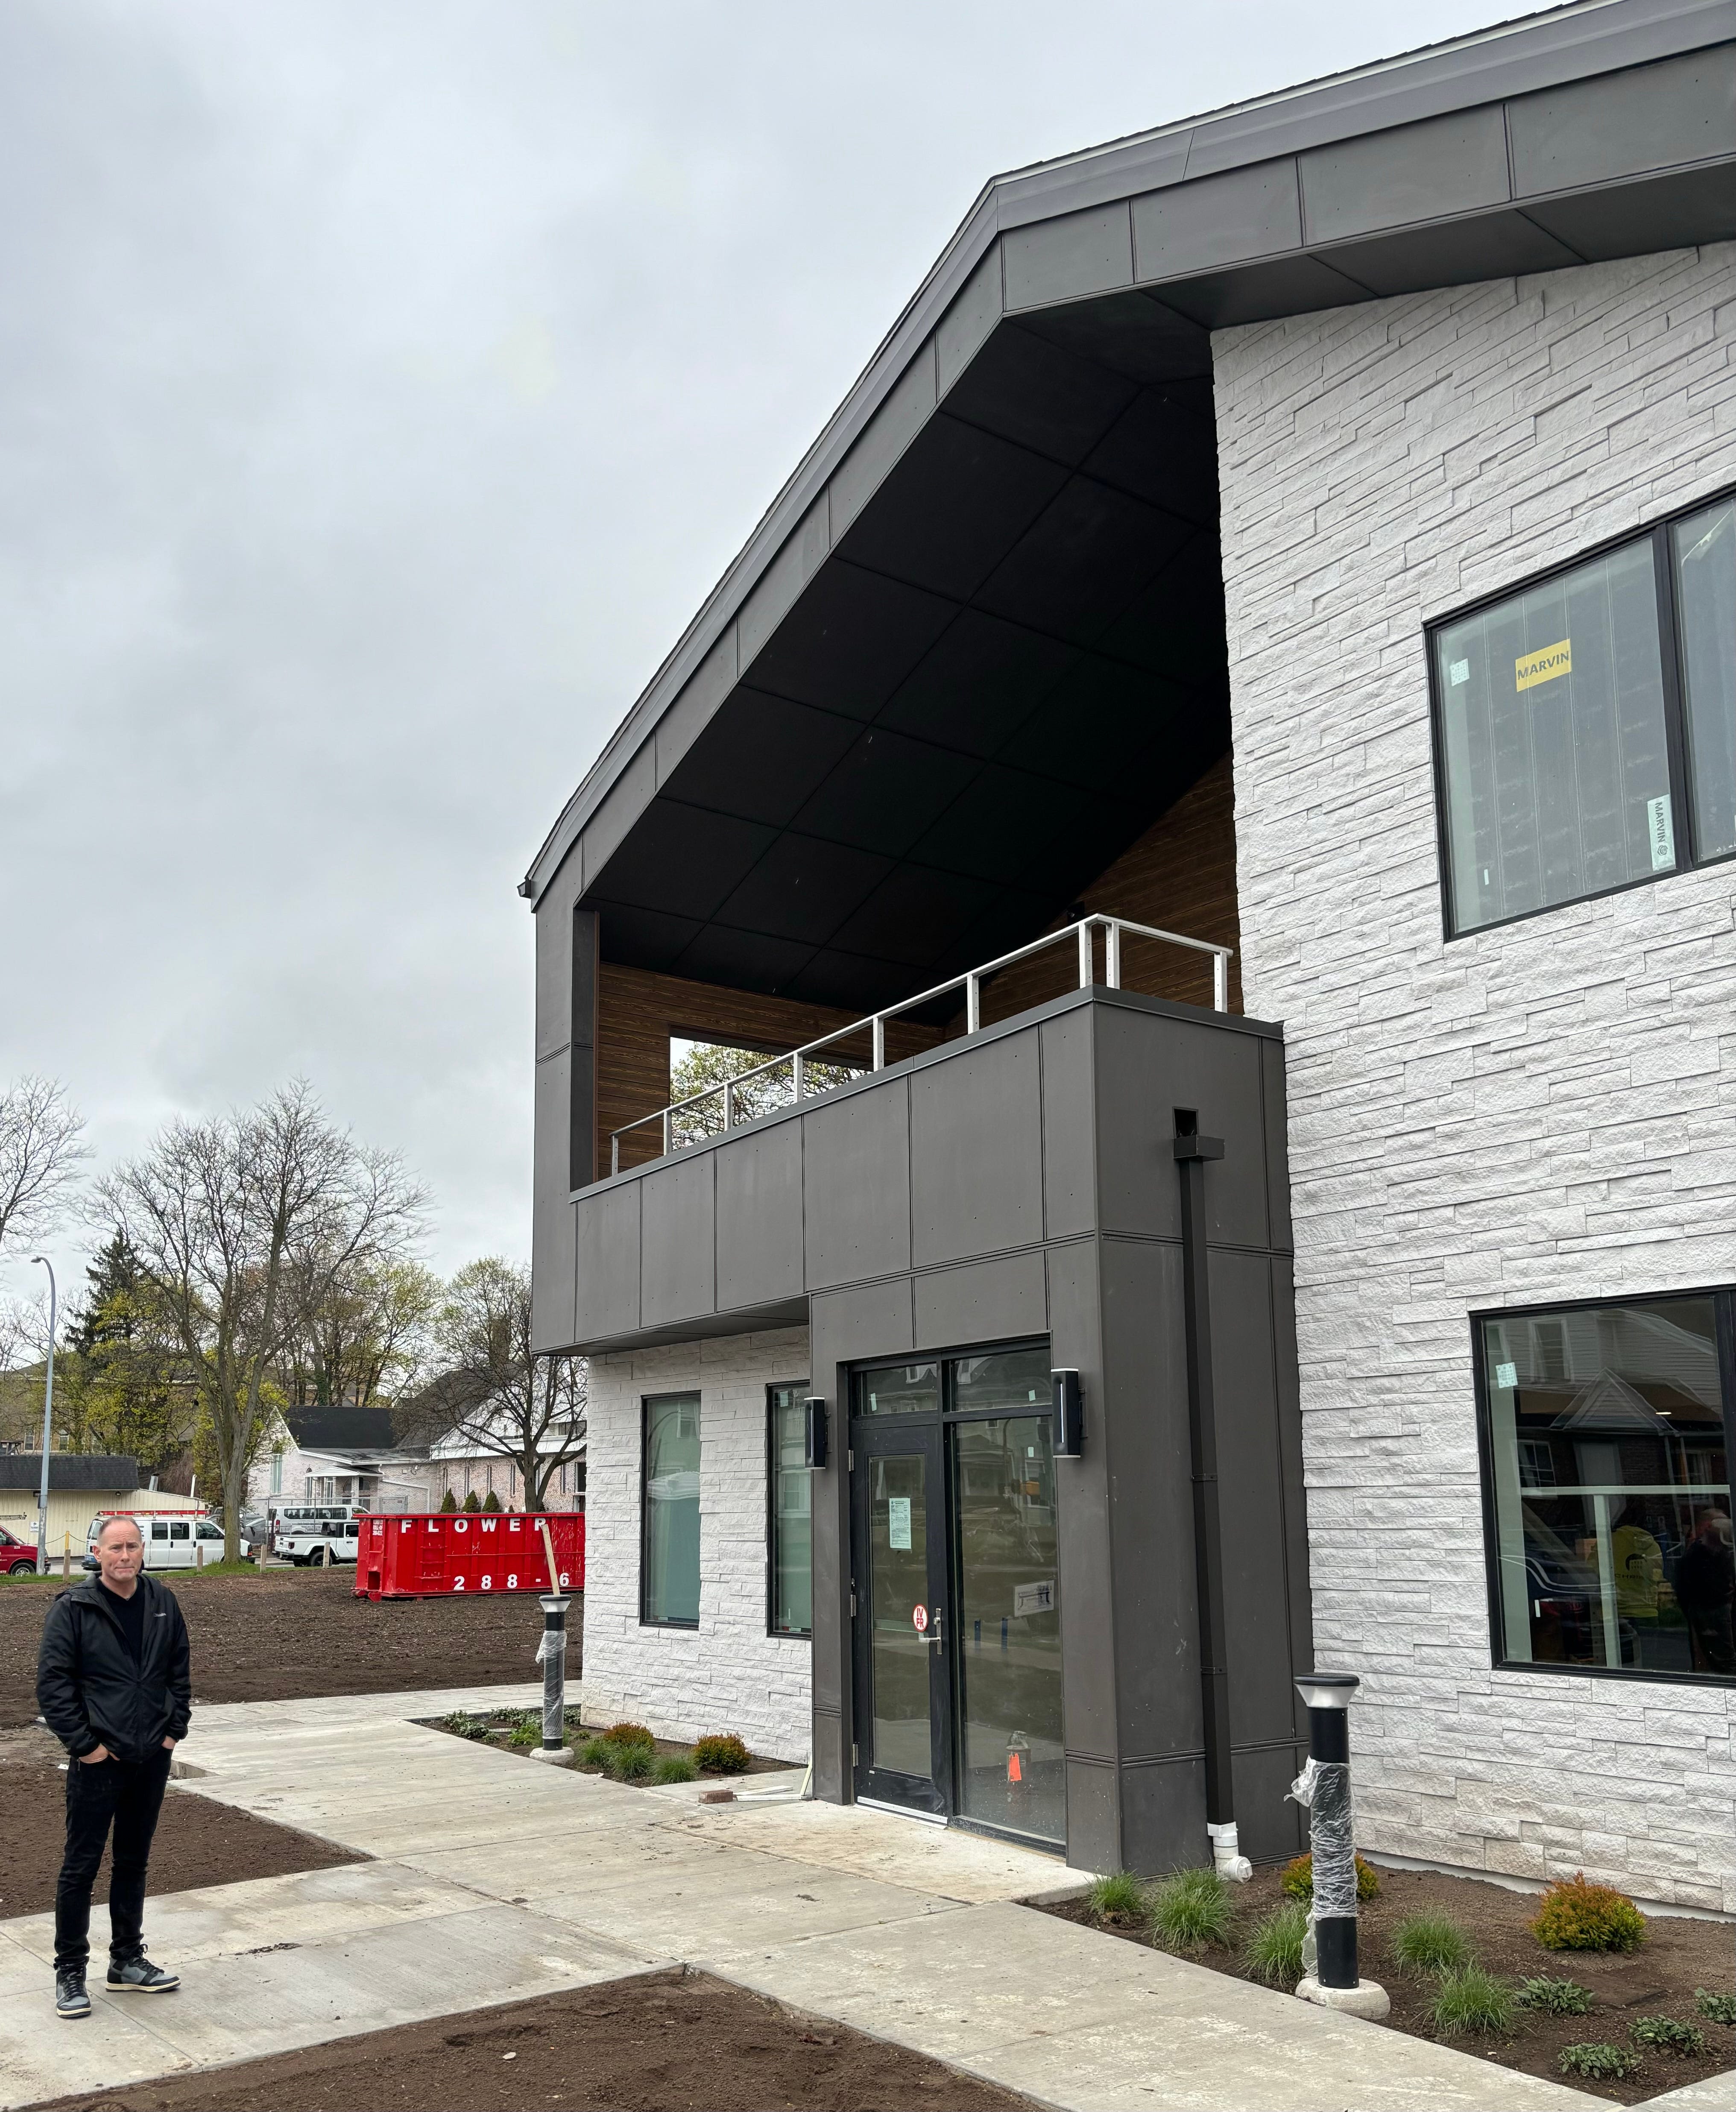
[0,1526,39,1575]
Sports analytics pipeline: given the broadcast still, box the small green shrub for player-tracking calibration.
[1281,1851,1380,1902]
[1630,2015,1707,2057]
[1559,2043,1642,2080]
[439,1490,459,1512]
[1243,1899,1308,1987]
[1515,1975,1591,2016]
[652,1754,699,1784]
[693,1732,752,1775]
[1696,1989,1736,2026]
[1430,1965,1515,2039]
[577,1736,610,1768]
[1148,1868,1234,1956]
[482,1489,503,1513]
[1391,1913,1473,1978]
[1531,1873,1646,1953]
[462,1490,482,1513]
[1084,1870,1148,1926]
[505,1721,538,1750]
[600,1721,656,1750]
[604,1739,654,1781]
[439,1711,488,1741]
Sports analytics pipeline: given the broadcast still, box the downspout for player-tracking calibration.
[1173,1113,1251,1882]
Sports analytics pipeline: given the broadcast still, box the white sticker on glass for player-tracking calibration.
[1647,793,1675,872]
[1449,658,1470,685]
[887,1496,911,1551]
[1494,1362,1517,1391]
[1013,1579,1055,1619]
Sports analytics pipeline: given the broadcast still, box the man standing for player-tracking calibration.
[36,1515,190,2018]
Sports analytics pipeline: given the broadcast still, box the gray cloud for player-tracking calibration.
[0,0,1501,1297]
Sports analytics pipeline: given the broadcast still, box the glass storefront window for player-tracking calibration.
[953,1346,1052,1415]
[858,1363,940,1415]
[768,1384,812,1637]
[1481,1298,1733,1679]
[1674,499,1736,861]
[643,1393,700,1626]
[1435,539,1672,934]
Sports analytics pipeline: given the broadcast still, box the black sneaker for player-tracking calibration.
[55,1971,91,2019]
[106,1955,179,1994]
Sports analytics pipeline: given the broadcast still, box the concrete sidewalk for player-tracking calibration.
[1,1684,1606,2110]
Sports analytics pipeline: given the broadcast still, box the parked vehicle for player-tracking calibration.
[83,1510,225,1570]
[0,1525,40,1575]
[272,1510,361,1566]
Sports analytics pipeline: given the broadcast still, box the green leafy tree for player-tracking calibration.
[56,1234,191,1475]
[668,1039,858,1148]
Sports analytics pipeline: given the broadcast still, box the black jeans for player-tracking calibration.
[54,1747,172,1973]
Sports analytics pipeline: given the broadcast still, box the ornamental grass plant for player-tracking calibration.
[1084,1871,1148,1927]
[653,1754,699,1784]
[1429,1963,1515,2039]
[1391,1913,1473,1978]
[1242,1899,1308,1987]
[1148,1868,1235,1957]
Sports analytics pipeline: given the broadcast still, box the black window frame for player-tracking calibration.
[1428,483,1736,940]
[766,1381,814,1640]
[849,1337,1052,1424]
[639,1390,701,1630]
[1471,1284,1736,1690]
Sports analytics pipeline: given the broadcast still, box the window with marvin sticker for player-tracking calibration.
[1431,488,1736,935]
[1478,1294,1734,1682]
[642,1393,700,1626]
[768,1385,812,1637]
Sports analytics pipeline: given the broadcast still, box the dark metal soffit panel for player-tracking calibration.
[524,0,1736,905]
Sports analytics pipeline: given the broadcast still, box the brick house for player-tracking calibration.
[524,0,1736,1898]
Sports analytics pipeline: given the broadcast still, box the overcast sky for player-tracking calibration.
[0,0,1513,1301]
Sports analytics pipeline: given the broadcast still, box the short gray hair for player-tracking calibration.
[94,1515,143,1547]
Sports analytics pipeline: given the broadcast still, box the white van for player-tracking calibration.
[272,1510,361,1566]
[85,1511,225,1570]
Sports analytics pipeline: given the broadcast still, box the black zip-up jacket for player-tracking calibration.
[36,1574,192,1762]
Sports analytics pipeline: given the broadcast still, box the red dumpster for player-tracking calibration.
[354,1512,584,1601]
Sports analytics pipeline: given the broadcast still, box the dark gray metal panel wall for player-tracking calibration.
[530,872,583,1355]
[911,1250,1047,1350]
[1040,1011,1096,1240]
[715,1125,805,1313]
[639,1155,717,1329]
[802,1084,913,1289]
[909,1034,1045,1268]
[573,1182,642,1342]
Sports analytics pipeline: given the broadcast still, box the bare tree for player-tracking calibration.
[401,1258,585,1509]
[98,1082,427,1560]
[0,1076,88,1258]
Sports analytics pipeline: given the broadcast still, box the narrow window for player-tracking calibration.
[768,1384,813,1637]
[1435,539,1672,933]
[1673,498,1736,860]
[1480,1295,1733,1681]
[643,1393,701,1626]
[269,1449,283,1496]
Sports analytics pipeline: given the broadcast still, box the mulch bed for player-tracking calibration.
[429,1711,795,1783]
[0,1567,581,1725]
[0,1726,360,1920]
[1041,1861,1736,2105]
[22,1966,1033,2112]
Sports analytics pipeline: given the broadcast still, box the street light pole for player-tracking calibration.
[31,1257,57,1570]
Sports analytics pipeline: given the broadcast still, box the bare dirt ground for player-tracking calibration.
[1043,1861,1736,2104]
[0,1726,360,1920]
[22,1967,1033,2112]
[0,1566,580,1725]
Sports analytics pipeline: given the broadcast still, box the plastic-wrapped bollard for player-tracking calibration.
[531,1595,574,1765]
[1290,1673,1387,2019]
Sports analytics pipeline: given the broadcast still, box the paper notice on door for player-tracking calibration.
[887,1496,911,1550]
[1013,1579,1055,1619]
[1647,792,1675,872]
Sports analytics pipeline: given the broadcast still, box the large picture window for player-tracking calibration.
[1478,1294,1734,1682]
[768,1385,812,1637]
[642,1393,700,1626]
[1431,488,1736,935]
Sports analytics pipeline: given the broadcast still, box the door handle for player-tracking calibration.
[927,1606,944,1647]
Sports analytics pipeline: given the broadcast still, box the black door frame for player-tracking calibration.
[849,1415,951,1816]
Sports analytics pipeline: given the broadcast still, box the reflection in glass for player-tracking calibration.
[769,1386,812,1636]
[1675,500,1736,861]
[1483,1300,1733,1678]
[953,1347,1052,1416]
[1435,541,1671,933]
[952,1415,1064,1843]
[868,1453,932,1779]
[644,1394,701,1625]
[858,1363,940,1415]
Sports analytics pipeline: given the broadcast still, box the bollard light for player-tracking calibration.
[532,1593,574,1764]
[1291,1670,1388,2019]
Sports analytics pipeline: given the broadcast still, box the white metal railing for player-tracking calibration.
[609,913,1233,1175]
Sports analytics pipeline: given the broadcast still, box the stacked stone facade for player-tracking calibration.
[1215,243,1736,1910]
[580,1325,812,1759]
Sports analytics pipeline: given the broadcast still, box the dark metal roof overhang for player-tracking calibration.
[525,0,1736,1014]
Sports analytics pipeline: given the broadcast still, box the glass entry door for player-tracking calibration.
[851,1418,950,1816]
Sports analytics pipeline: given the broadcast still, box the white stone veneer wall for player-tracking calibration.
[580,1326,812,1760]
[1215,243,1736,1911]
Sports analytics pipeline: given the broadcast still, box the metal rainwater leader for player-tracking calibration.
[36,1514,189,2018]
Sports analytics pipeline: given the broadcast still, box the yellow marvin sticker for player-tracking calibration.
[1515,639,1572,691]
